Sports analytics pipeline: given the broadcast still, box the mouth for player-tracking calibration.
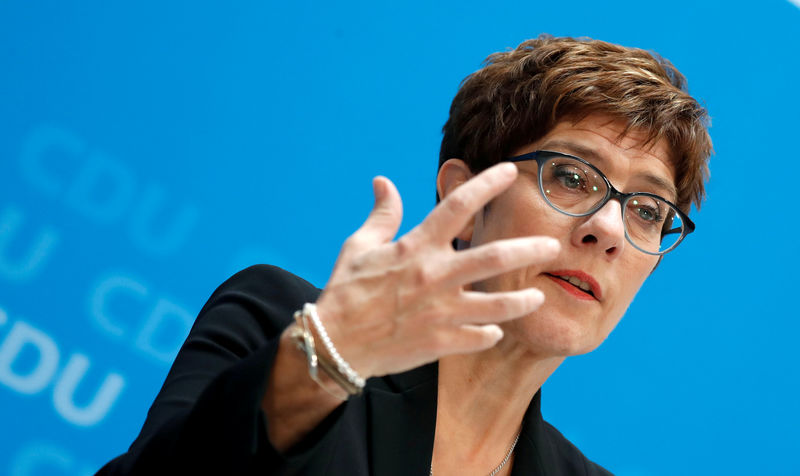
[544,270,601,301]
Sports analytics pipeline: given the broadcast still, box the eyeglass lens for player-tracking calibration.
[539,156,684,254]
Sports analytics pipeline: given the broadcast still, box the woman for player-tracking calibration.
[99,35,711,475]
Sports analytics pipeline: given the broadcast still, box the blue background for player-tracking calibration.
[0,1,798,474]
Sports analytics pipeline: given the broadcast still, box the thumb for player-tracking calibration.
[353,176,403,246]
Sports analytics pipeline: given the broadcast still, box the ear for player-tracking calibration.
[437,158,475,243]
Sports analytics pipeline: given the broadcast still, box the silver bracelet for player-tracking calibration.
[302,303,365,392]
[289,314,349,400]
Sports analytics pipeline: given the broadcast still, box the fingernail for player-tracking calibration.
[527,288,545,305]
[499,162,517,176]
[542,238,560,253]
[487,325,504,341]
[373,177,385,200]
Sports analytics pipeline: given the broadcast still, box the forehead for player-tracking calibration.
[521,115,678,199]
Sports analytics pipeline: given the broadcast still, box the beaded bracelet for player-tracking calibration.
[290,303,365,397]
[289,319,348,400]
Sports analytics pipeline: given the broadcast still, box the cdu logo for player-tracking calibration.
[0,307,124,427]
[18,124,199,256]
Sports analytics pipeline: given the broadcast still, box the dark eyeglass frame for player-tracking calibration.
[505,150,695,255]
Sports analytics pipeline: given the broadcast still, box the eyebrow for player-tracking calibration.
[538,139,679,202]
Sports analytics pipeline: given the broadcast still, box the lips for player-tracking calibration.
[545,270,602,301]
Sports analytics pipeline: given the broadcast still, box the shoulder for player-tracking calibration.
[210,264,320,302]
[193,264,322,336]
[542,421,614,476]
[100,266,324,474]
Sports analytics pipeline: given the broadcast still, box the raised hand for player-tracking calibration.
[315,162,561,379]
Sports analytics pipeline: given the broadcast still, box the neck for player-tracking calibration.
[432,336,564,473]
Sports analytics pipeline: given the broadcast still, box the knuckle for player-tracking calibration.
[491,296,515,316]
[411,264,437,287]
[344,233,365,251]
[429,330,452,353]
[482,245,509,268]
[373,205,401,227]
[347,254,368,273]
[422,306,448,326]
[394,236,415,258]
[445,194,471,216]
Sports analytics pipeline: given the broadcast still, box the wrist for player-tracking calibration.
[312,296,377,378]
[291,303,365,397]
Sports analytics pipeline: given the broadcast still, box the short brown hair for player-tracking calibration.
[439,35,712,212]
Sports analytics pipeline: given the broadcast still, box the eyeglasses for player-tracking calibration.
[505,150,695,255]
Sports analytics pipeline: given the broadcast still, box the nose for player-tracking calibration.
[571,199,626,259]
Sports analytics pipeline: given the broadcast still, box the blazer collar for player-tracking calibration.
[367,362,438,476]
[365,363,552,476]
[511,389,550,475]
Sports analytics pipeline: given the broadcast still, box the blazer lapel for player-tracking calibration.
[510,390,547,476]
[367,363,439,476]
[365,369,557,476]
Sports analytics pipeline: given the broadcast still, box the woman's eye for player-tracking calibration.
[554,168,585,189]
[635,205,662,223]
[638,207,654,221]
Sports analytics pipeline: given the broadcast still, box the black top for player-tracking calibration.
[97,265,613,475]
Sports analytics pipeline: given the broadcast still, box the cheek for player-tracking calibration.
[599,256,658,335]
[477,187,562,243]
[618,250,658,292]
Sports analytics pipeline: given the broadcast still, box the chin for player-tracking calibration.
[507,312,607,357]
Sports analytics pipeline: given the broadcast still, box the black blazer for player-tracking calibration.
[97,265,612,475]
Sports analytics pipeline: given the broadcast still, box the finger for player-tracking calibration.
[435,324,504,356]
[441,236,560,289]
[348,176,403,249]
[413,162,517,244]
[448,288,545,325]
